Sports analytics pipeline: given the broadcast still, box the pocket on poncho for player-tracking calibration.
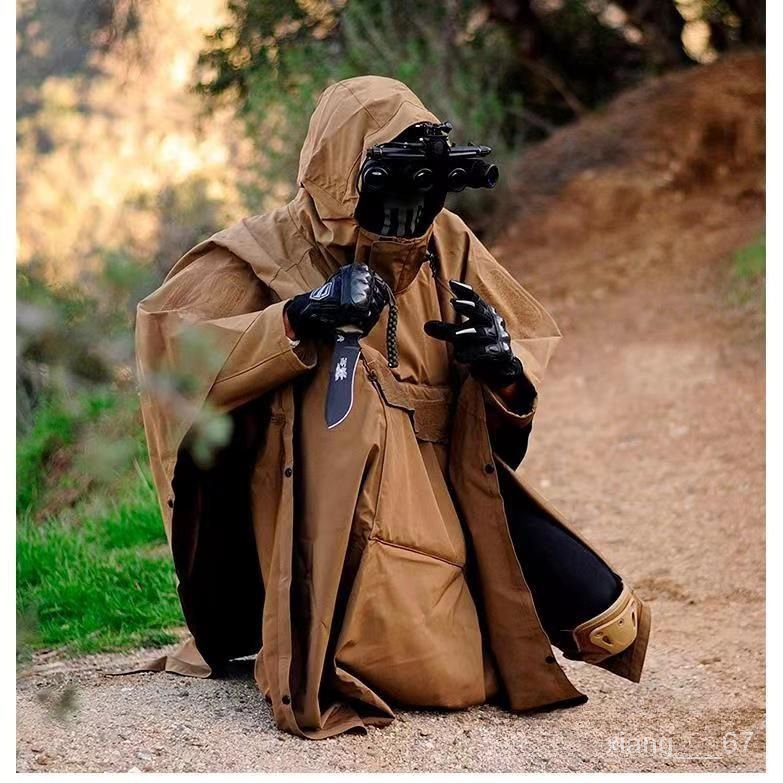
[333,537,487,709]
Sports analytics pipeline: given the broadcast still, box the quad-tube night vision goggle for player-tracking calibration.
[359,121,499,196]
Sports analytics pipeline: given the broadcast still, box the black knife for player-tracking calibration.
[325,325,363,429]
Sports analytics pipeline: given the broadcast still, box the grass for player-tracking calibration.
[16,394,105,515]
[729,233,765,317]
[733,234,766,282]
[17,515,182,654]
[17,391,184,657]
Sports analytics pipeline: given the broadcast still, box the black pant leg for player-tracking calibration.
[498,472,622,640]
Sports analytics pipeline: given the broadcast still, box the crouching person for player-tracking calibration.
[135,76,650,739]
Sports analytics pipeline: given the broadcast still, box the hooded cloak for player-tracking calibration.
[135,76,650,738]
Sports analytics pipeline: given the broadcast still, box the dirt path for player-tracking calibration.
[16,56,765,773]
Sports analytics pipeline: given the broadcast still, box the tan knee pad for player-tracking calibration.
[571,584,639,664]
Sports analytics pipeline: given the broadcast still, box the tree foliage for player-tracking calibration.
[194,0,764,225]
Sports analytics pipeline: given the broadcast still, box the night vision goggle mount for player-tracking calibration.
[360,121,500,196]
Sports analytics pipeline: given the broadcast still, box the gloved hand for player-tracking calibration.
[424,279,523,388]
[284,263,388,339]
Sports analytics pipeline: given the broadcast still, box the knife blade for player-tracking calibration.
[325,325,363,429]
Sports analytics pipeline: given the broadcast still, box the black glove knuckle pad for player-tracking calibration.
[425,281,523,388]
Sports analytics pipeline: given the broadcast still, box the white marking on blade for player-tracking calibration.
[334,357,348,381]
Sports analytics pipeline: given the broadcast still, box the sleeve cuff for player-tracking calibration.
[482,381,537,427]
[209,299,316,410]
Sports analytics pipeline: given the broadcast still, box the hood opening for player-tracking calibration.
[296,76,440,227]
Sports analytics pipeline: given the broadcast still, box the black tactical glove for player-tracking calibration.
[424,279,523,388]
[284,263,388,339]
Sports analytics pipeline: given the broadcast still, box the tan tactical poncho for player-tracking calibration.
[136,76,650,738]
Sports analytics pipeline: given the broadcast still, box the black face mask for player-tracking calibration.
[355,121,499,238]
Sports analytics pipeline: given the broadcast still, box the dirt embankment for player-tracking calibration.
[17,54,765,772]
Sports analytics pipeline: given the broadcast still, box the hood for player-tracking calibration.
[291,76,440,260]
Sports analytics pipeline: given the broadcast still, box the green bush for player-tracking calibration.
[16,258,190,656]
[734,234,765,281]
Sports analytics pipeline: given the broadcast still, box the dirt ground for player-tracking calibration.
[16,55,765,773]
